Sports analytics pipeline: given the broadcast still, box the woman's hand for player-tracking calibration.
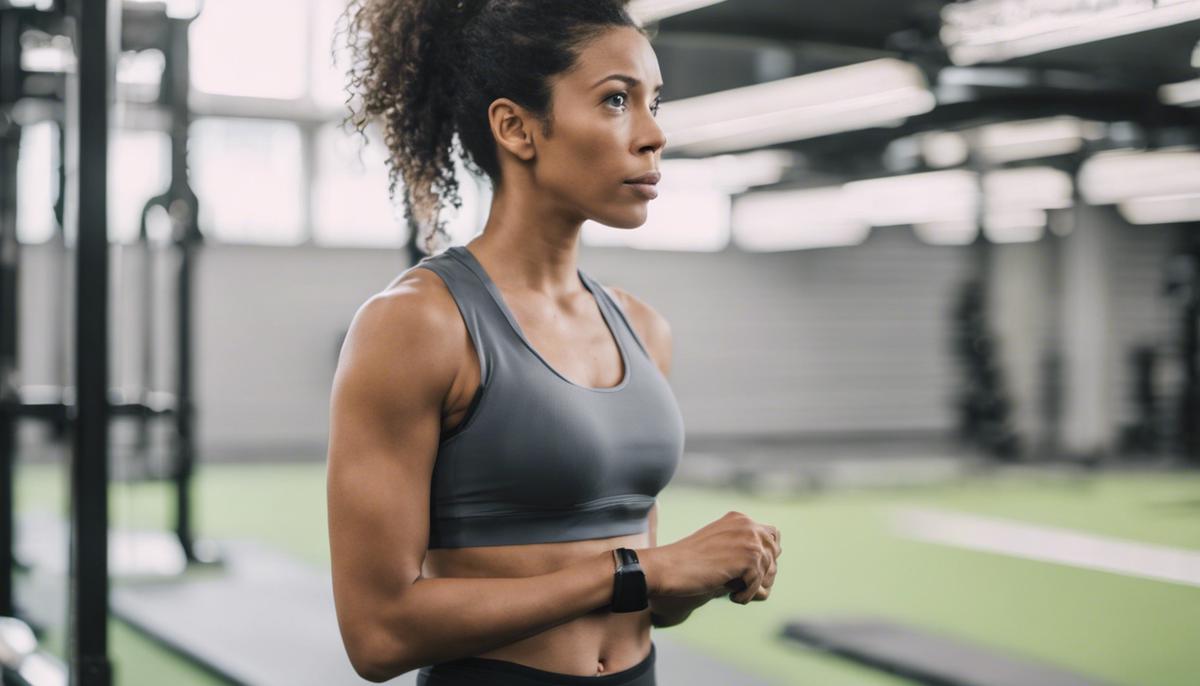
[639,511,782,605]
[646,589,717,623]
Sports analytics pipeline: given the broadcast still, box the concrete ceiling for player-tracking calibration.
[649,0,1200,175]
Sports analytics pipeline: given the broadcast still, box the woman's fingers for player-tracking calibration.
[748,556,777,601]
[765,525,782,559]
[740,536,779,603]
[761,556,777,591]
[734,571,761,604]
[723,522,782,604]
[737,546,773,603]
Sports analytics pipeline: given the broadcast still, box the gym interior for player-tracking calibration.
[1,0,1198,685]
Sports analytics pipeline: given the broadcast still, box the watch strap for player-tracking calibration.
[611,547,648,613]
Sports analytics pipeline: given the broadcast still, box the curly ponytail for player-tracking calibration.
[336,0,642,255]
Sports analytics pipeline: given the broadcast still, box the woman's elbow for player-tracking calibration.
[344,623,415,682]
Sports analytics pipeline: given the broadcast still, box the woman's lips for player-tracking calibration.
[624,182,659,199]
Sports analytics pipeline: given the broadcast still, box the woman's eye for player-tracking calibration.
[608,93,661,117]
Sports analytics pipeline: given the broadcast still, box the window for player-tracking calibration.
[16,122,59,244]
[8,1,684,249]
[190,0,308,99]
[111,128,171,243]
[189,118,305,244]
[312,0,353,110]
[16,124,171,245]
[313,122,407,247]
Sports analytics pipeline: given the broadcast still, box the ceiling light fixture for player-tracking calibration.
[975,115,1106,163]
[844,170,979,227]
[731,187,871,251]
[627,0,726,24]
[1159,77,1200,106]
[660,150,796,193]
[657,58,936,156]
[1118,192,1200,224]
[942,0,1200,65]
[983,167,1074,210]
[1078,147,1200,204]
[914,221,979,245]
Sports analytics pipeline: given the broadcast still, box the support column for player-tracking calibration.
[988,240,1053,456]
[1059,204,1117,458]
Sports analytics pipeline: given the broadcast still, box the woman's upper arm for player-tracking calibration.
[325,272,460,677]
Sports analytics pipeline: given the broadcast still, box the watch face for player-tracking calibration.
[618,547,641,569]
[612,549,648,612]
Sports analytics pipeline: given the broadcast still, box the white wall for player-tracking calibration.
[11,221,1179,463]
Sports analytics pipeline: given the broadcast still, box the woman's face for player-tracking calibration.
[534,26,667,230]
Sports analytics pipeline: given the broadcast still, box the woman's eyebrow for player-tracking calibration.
[592,74,664,93]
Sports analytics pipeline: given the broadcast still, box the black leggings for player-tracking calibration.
[416,641,656,686]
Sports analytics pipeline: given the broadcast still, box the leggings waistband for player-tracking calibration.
[416,641,656,686]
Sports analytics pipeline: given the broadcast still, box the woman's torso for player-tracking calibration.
[401,243,681,676]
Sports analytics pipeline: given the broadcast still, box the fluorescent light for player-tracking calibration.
[984,209,1047,243]
[1159,78,1200,106]
[20,36,74,73]
[658,59,935,156]
[916,212,1046,246]
[843,170,979,226]
[1118,193,1200,224]
[628,0,726,24]
[983,167,1073,211]
[914,221,979,245]
[726,163,1082,248]
[943,0,1200,65]
[732,166,1072,248]
[660,150,794,193]
[920,131,970,168]
[1078,148,1200,204]
[731,187,870,251]
[982,168,1065,242]
[580,151,793,251]
[125,0,203,19]
[976,116,1105,163]
[582,190,730,252]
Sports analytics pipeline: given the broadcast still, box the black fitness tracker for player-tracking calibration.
[610,547,648,612]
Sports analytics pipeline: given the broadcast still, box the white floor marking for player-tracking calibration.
[891,506,1200,588]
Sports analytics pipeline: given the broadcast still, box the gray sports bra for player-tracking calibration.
[411,245,684,549]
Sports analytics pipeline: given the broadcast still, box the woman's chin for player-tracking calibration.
[596,206,650,230]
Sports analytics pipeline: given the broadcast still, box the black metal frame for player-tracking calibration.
[0,1,209,682]
[0,0,25,631]
[67,0,115,681]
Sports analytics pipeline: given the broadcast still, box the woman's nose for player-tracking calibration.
[638,115,667,154]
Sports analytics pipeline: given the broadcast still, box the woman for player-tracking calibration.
[326,1,783,683]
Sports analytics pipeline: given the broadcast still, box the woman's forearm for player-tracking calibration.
[649,592,718,628]
[372,549,618,678]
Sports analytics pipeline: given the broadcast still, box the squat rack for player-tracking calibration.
[0,1,212,683]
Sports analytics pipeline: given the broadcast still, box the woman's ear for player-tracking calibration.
[488,98,536,162]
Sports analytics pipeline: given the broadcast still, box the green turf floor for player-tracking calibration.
[15,461,1200,686]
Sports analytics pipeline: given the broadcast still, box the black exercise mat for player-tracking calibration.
[782,617,1120,686]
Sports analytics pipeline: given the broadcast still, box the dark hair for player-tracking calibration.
[336,0,643,254]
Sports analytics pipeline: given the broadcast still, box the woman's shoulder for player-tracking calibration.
[339,267,468,388]
[369,265,462,334]
[599,284,674,377]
